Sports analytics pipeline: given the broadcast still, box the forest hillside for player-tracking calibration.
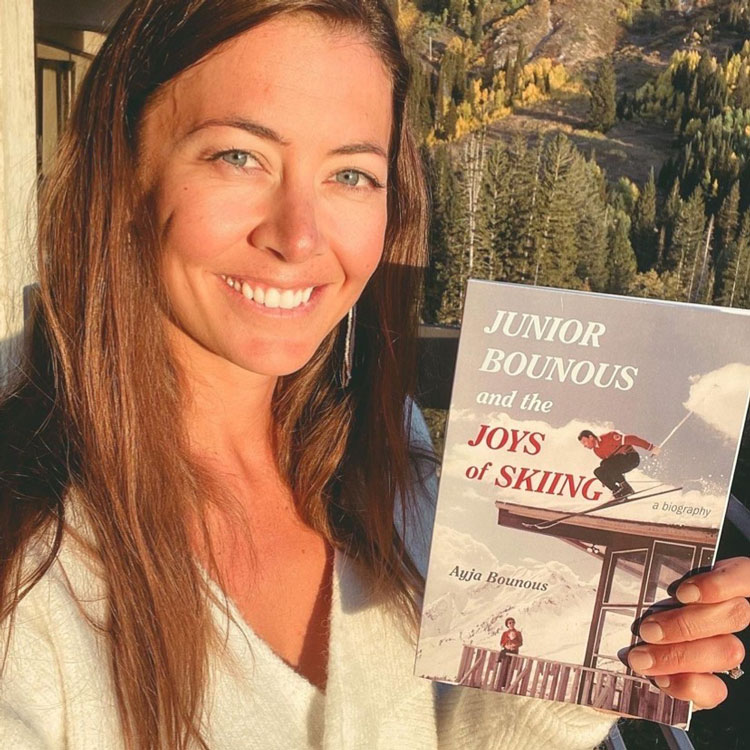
[394,0,750,321]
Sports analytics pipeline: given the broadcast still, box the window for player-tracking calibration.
[699,547,714,570]
[645,542,695,604]
[36,58,75,173]
[592,608,633,673]
[604,549,647,605]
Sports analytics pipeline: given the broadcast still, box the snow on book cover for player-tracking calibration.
[415,280,750,728]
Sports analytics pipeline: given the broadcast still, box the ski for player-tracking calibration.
[521,484,664,530]
[523,485,682,531]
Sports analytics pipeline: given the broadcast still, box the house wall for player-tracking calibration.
[0,3,106,378]
[0,0,37,377]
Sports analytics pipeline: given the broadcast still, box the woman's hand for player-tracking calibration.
[627,557,750,709]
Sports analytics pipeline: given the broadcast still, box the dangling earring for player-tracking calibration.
[341,305,356,388]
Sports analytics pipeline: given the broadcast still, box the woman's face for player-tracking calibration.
[139,15,392,379]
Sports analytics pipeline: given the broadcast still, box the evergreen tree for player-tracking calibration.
[690,214,714,303]
[695,52,727,117]
[423,146,451,322]
[665,187,706,300]
[590,58,617,133]
[407,55,434,140]
[717,212,750,307]
[606,211,638,293]
[713,181,741,302]
[435,57,448,125]
[656,225,667,269]
[504,52,515,100]
[460,130,486,280]
[575,159,609,290]
[424,146,470,324]
[482,45,496,89]
[734,63,750,109]
[474,141,513,281]
[659,178,682,269]
[657,156,678,193]
[631,168,658,270]
[471,0,484,45]
[503,136,542,283]
[508,42,526,101]
[533,134,583,288]
[514,41,527,90]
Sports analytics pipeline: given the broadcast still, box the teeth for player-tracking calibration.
[279,290,295,309]
[223,276,315,310]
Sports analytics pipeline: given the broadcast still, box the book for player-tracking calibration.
[414,280,750,728]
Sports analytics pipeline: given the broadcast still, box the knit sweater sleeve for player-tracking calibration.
[437,687,616,750]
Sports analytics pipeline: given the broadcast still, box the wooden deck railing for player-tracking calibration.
[456,646,690,727]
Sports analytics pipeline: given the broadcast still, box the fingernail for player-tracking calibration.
[677,583,701,603]
[628,648,654,672]
[654,676,671,689]
[640,620,664,642]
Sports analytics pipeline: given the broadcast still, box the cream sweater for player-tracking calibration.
[0,418,615,748]
[0,542,614,750]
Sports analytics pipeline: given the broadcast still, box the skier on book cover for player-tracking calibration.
[578,429,661,500]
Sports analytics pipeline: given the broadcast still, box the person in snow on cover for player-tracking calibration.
[500,617,523,655]
[578,429,661,500]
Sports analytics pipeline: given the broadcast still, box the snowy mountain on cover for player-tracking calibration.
[417,526,598,681]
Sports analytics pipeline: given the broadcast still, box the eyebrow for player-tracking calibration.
[329,142,388,160]
[184,116,388,160]
[184,117,289,144]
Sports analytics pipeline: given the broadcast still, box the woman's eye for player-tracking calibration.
[335,169,376,188]
[215,150,257,169]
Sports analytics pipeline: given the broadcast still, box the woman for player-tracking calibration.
[1,1,747,748]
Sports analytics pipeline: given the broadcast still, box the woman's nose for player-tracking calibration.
[248,181,323,263]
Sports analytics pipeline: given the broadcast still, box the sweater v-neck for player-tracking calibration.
[201,549,441,749]
[204,555,329,701]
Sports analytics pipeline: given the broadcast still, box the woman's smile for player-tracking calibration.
[218,273,320,314]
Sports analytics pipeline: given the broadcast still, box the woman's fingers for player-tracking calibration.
[676,557,750,604]
[650,672,728,711]
[627,557,750,712]
[639,597,750,644]
[627,633,745,676]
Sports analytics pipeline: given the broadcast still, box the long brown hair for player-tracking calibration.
[0,1,429,748]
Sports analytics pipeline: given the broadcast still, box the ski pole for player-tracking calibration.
[659,411,693,449]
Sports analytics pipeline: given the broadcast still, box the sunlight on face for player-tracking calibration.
[139,15,393,382]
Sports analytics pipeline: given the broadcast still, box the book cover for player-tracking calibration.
[415,280,750,728]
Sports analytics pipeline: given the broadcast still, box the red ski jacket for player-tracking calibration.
[594,431,654,460]
[501,629,523,652]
